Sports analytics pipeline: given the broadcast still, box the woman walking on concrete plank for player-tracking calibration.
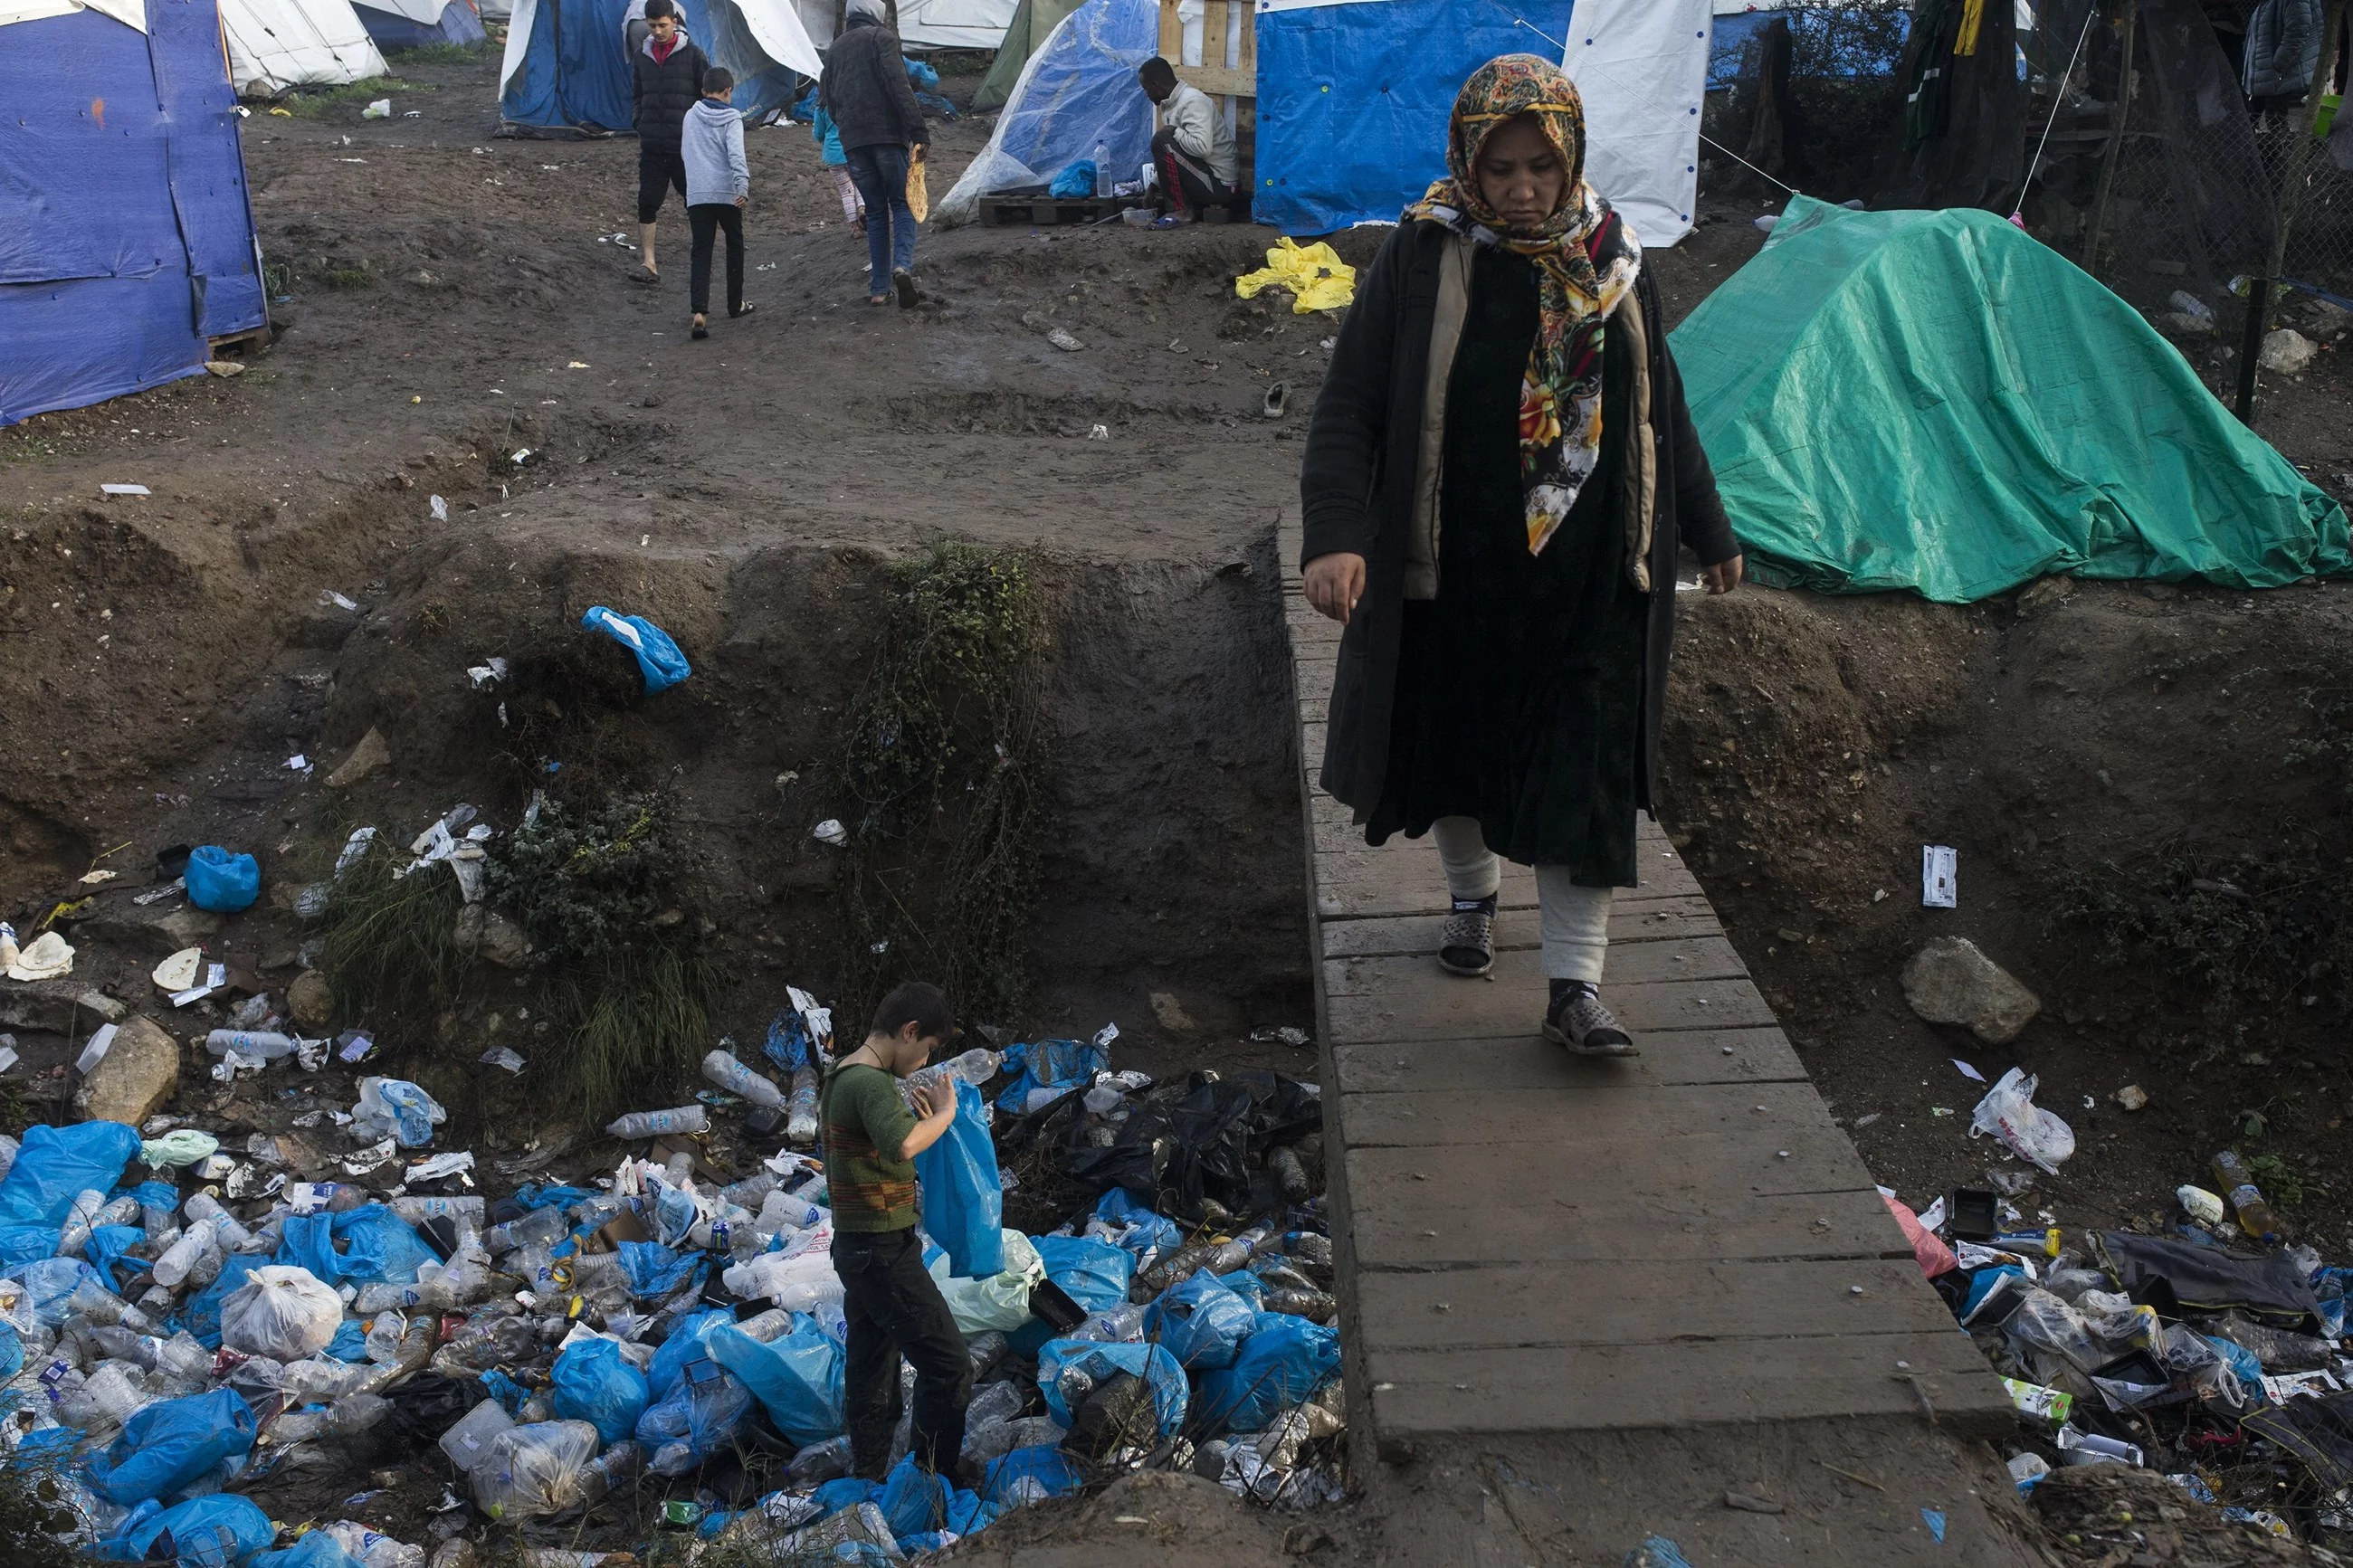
[1297,54,1744,1056]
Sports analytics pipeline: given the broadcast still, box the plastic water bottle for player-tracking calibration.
[56,1189,112,1256]
[755,1189,824,1238]
[484,1206,568,1255]
[1093,138,1111,197]
[205,1030,298,1060]
[786,1067,820,1145]
[184,1193,253,1250]
[704,1050,784,1109]
[605,1104,709,1139]
[1205,1223,1273,1276]
[2211,1150,2281,1241]
[905,1048,1001,1103]
[152,1218,217,1288]
[67,1280,156,1333]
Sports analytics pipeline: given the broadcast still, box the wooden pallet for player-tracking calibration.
[977,195,1138,228]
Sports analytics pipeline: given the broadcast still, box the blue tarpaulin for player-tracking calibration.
[1,0,268,426]
[354,0,487,52]
[938,0,1158,223]
[1252,0,1573,234]
[499,0,813,132]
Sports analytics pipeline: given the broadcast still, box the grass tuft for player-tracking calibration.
[312,834,469,1029]
[386,41,491,65]
[825,541,1051,1029]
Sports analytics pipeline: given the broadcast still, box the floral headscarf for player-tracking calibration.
[1405,54,1643,557]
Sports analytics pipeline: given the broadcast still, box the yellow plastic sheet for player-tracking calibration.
[1235,238,1356,314]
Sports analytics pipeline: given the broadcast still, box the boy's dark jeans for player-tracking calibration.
[833,1228,971,1478]
[687,203,744,318]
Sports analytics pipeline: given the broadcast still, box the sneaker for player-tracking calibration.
[892,267,919,309]
[1437,894,1497,977]
[1544,981,1638,1057]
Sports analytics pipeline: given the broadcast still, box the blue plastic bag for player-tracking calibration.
[0,1121,142,1226]
[879,1451,950,1538]
[915,1080,1004,1279]
[6,1256,96,1325]
[645,1307,735,1400]
[763,1007,817,1074]
[619,1240,707,1299]
[1193,1314,1339,1434]
[85,1224,148,1294]
[1093,1188,1180,1265]
[996,1039,1107,1114]
[982,1445,1087,1507]
[1011,1233,1135,1353]
[635,1357,754,1473]
[0,1319,23,1382]
[2205,1334,2264,1393]
[324,1318,372,1363]
[709,1318,845,1445]
[277,1205,434,1287]
[251,1533,368,1568]
[1219,1269,1265,1310]
[1036,1339,1188,1437]
[85,1387,257,1506]
[0,1224,60,1265]
[582,605,691,694]
[186,845,260,913]
[512,1183,600,1212]
[1143,1270,1255,1372]
[98,1494,276,1566]
[184,1253,266,1348]
[813,1475,880,1516]
[1049,159,1099,198]
[550,1337,650,1446]
[480,1367,529,1416]
[903,56,940,90]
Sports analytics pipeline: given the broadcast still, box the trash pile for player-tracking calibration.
[0,991,1344,1563]
[1886,1069,2353,1554]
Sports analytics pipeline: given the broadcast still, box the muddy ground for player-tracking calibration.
[5,39,2353,1565]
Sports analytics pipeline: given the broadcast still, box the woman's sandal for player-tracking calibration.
[691,314,709,340]
[1437,893,1497,977]
[729,302,757,320]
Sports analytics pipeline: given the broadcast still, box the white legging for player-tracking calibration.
[1432,815,1613,984]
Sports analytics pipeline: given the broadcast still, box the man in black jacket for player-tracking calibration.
[820,0,929,307]
[633,0,710,284]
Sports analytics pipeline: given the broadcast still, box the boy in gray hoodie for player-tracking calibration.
[681,66,753,339]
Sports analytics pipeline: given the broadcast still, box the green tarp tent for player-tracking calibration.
[1670,195,2351,603]
[974,0,1084,109]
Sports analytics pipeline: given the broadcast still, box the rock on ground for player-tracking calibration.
[454,906,529,968]
[2259,327,2317,374]
[289,970,335,1030]
[76,1014,180,1126]
[1900,936,2042,1045]
[327,726,391,787]
[0,984,126,1037]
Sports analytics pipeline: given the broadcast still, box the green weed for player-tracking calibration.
[313,836,469,1029]
[825,541,1051,1029]
[281,76,432,118]
[386,41,490,65]
[2247,1151,2308,1211]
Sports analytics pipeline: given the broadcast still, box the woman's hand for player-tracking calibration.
[1703,555,1744,595]
[1303,552,1367,624]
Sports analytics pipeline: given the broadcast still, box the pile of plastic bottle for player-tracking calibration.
[0,999,1344,1564]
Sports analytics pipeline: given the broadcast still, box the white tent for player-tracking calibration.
[895,0,1015,49]
[790,0,828,45]
[1561,0,1711,247]
[219,0,387,93]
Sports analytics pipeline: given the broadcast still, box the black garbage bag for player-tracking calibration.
[1062,1372,1158,1467]
[1053,1069,1323,1222]
[384,1373,485,1446]
[2091,1231,2323,1330]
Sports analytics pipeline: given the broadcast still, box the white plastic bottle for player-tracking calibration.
[786,1067,821,1144]
[152,1218,217,1289]
[56,1189,111,1256]
[703,1050,784,1109]
[605,1105,709,1139]
[184,1193,253,1250]
[1093,138,1111,197]
[205,1030,298,1060]
[904,1048,1001,1103]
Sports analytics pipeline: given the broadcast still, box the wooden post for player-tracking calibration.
[2238,0,2348,425]
[2082,0,2138,273]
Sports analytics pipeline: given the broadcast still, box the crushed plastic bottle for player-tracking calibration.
[786,1068,820,1144]
[703,1050,784,1109]
[605,1105,710,1140]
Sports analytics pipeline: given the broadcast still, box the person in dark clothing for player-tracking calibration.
[1299,55,1743,1057]
[681,67,753,338]
[632,0,710,284]
[820,0,929,307]
[822,981,973,1481]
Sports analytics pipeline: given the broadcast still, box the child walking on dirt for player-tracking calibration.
[681,67,754,338]
[823,981,975,1480]
[812,100,866,235]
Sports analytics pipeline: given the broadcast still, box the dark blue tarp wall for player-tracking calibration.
[355,0,487,54]
[1253,0,1574,233]
[0,0,266,425]
[500,0,801,130]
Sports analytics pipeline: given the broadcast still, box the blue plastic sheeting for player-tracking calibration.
[1036,1338,1188,1436]
[184,1253,266,1348]
[914,1080,1005,1280]
[1010,1233,1132,1353]
[634,1357,753,1469]
[277,1205,437,1287]
[708,1316,845,1444]
[186,844,261,912]
[0,1320,22,1383]
[981,1444,1087,1506]
[995,1037,1105,1114]
[550,1336,650,1445]
[939,0,1157,222]
[85,1387,257,1505]
[86,1224,148,1295]
[354,0,488,52]
[501,0,806,131]
[645,1306,735,1398]
[1192,1312,1339,1434]
[582,604,692,693]
[1253,0,1572,234]
[251,1533,370,1568]
[1,0,267,426]
[1142,1270,1255,1371]
[0,1226,62,1267]
[0,1123,142,1227]
[619,1240,708,1298]
[97,1494,277,1566]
